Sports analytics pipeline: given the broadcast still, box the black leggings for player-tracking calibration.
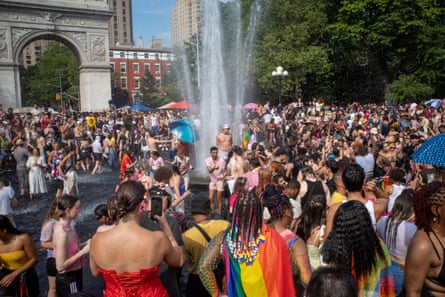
[56,268,83,297]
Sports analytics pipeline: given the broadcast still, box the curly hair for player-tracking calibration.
[321,200,384,278]
[414,181,445,232]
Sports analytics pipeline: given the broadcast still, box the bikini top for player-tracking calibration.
[427,230,445,286]
[0,250,28,270]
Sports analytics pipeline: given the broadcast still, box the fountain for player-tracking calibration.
[175,0,262,173]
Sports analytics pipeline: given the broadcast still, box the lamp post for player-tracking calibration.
[272,66,288,105]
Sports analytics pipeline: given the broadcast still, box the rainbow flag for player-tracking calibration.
[223,225,296,297]
[356,240,395,296]
[242,129,253,150]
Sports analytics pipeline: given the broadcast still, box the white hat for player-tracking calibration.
[370,127,378,135]
[223,124,230,129]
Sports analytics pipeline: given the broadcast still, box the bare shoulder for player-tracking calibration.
[408,230,434,260]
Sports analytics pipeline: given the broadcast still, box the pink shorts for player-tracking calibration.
[209,180,224,192]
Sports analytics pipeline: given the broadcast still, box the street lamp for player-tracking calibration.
[272,66,288,105]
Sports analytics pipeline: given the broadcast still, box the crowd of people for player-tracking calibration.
[0,97,444,296]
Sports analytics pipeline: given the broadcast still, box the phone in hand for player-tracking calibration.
[150,196,163,220]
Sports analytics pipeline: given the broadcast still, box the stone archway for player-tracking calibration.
[0,0,113,111]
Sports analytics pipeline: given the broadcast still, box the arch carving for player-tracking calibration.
[0,0,113,111]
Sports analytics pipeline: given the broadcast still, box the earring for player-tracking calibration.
[433,216,438,222]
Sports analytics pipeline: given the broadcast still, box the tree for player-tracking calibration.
[325,0,445,102]
[111,87,131,108]
[140,69,157,103]
[19,40,79,109]
[253,0,332,104]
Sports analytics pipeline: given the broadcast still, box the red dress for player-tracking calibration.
[98,265,168,297]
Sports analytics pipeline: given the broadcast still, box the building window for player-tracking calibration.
[109,51,113,57]
[134,78,140,89]
[120,51,125,58]
[155,64,161,74]
[114,16,117,21]
[123,16,126,23]
[123,32,127,38]
[133,52,137,58]
[155,78,161,88]
[144,64,150,72]
[167,64,171,73]
[133,63,139,74]
[120,63,126,73]
[144,53,149,59]
[121,77,127,89]
[110,62,115,71]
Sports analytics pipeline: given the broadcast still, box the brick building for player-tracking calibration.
[109,47,175,102]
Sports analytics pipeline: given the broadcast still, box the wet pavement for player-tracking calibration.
[14,167,119,296]
[12,166,213,296]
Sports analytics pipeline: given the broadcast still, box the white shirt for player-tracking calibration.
[0,186,15,215]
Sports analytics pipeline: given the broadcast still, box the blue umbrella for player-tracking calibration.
[411,133,445,167]
[169,119,192,130]
[130,103,154,112]
[169,120,200,143]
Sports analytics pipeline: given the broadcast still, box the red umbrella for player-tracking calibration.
[169,100,195,109]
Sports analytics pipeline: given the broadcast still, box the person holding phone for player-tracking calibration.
[90,181,184,296]
[139,186,185,297]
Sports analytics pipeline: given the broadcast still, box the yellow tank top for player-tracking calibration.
[0,250,28,270]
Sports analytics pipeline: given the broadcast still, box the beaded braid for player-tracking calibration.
[414,181,445,232]
[227,191,265,265]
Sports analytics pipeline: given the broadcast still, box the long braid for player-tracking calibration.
[227,191,265,265]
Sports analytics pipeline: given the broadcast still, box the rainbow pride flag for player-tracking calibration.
[355,240,395,296]
[223,225,296,297]
[242,129,253,150]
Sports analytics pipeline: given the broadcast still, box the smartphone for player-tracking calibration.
[150,196,163,220]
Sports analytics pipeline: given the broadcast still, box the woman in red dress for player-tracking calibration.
[89,180,183,296]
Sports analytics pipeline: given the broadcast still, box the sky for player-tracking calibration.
[132,0,176,48]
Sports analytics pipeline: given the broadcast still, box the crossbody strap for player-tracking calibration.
[194,223,211,242]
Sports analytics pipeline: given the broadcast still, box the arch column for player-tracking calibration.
[79,64,111,112]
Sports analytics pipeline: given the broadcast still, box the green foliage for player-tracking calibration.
[19,41,79,109]
[389,75,434,104]
[140,69,157,101]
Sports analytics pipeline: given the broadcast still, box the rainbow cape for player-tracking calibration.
[223,225,296,297]
[355,240,395,297]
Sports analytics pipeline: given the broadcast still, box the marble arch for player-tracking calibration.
[0,0,113,111]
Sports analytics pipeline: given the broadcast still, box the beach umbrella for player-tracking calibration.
[130,103,154,112]
[169,120,200,143]
[168,100,195,109]
[243,102,259,109]
[411,133,445,167]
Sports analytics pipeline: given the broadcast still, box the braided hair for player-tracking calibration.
[227,191,265,264]
[321,200,385,278]
[262,184,290,219]
[414,181,445,233]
